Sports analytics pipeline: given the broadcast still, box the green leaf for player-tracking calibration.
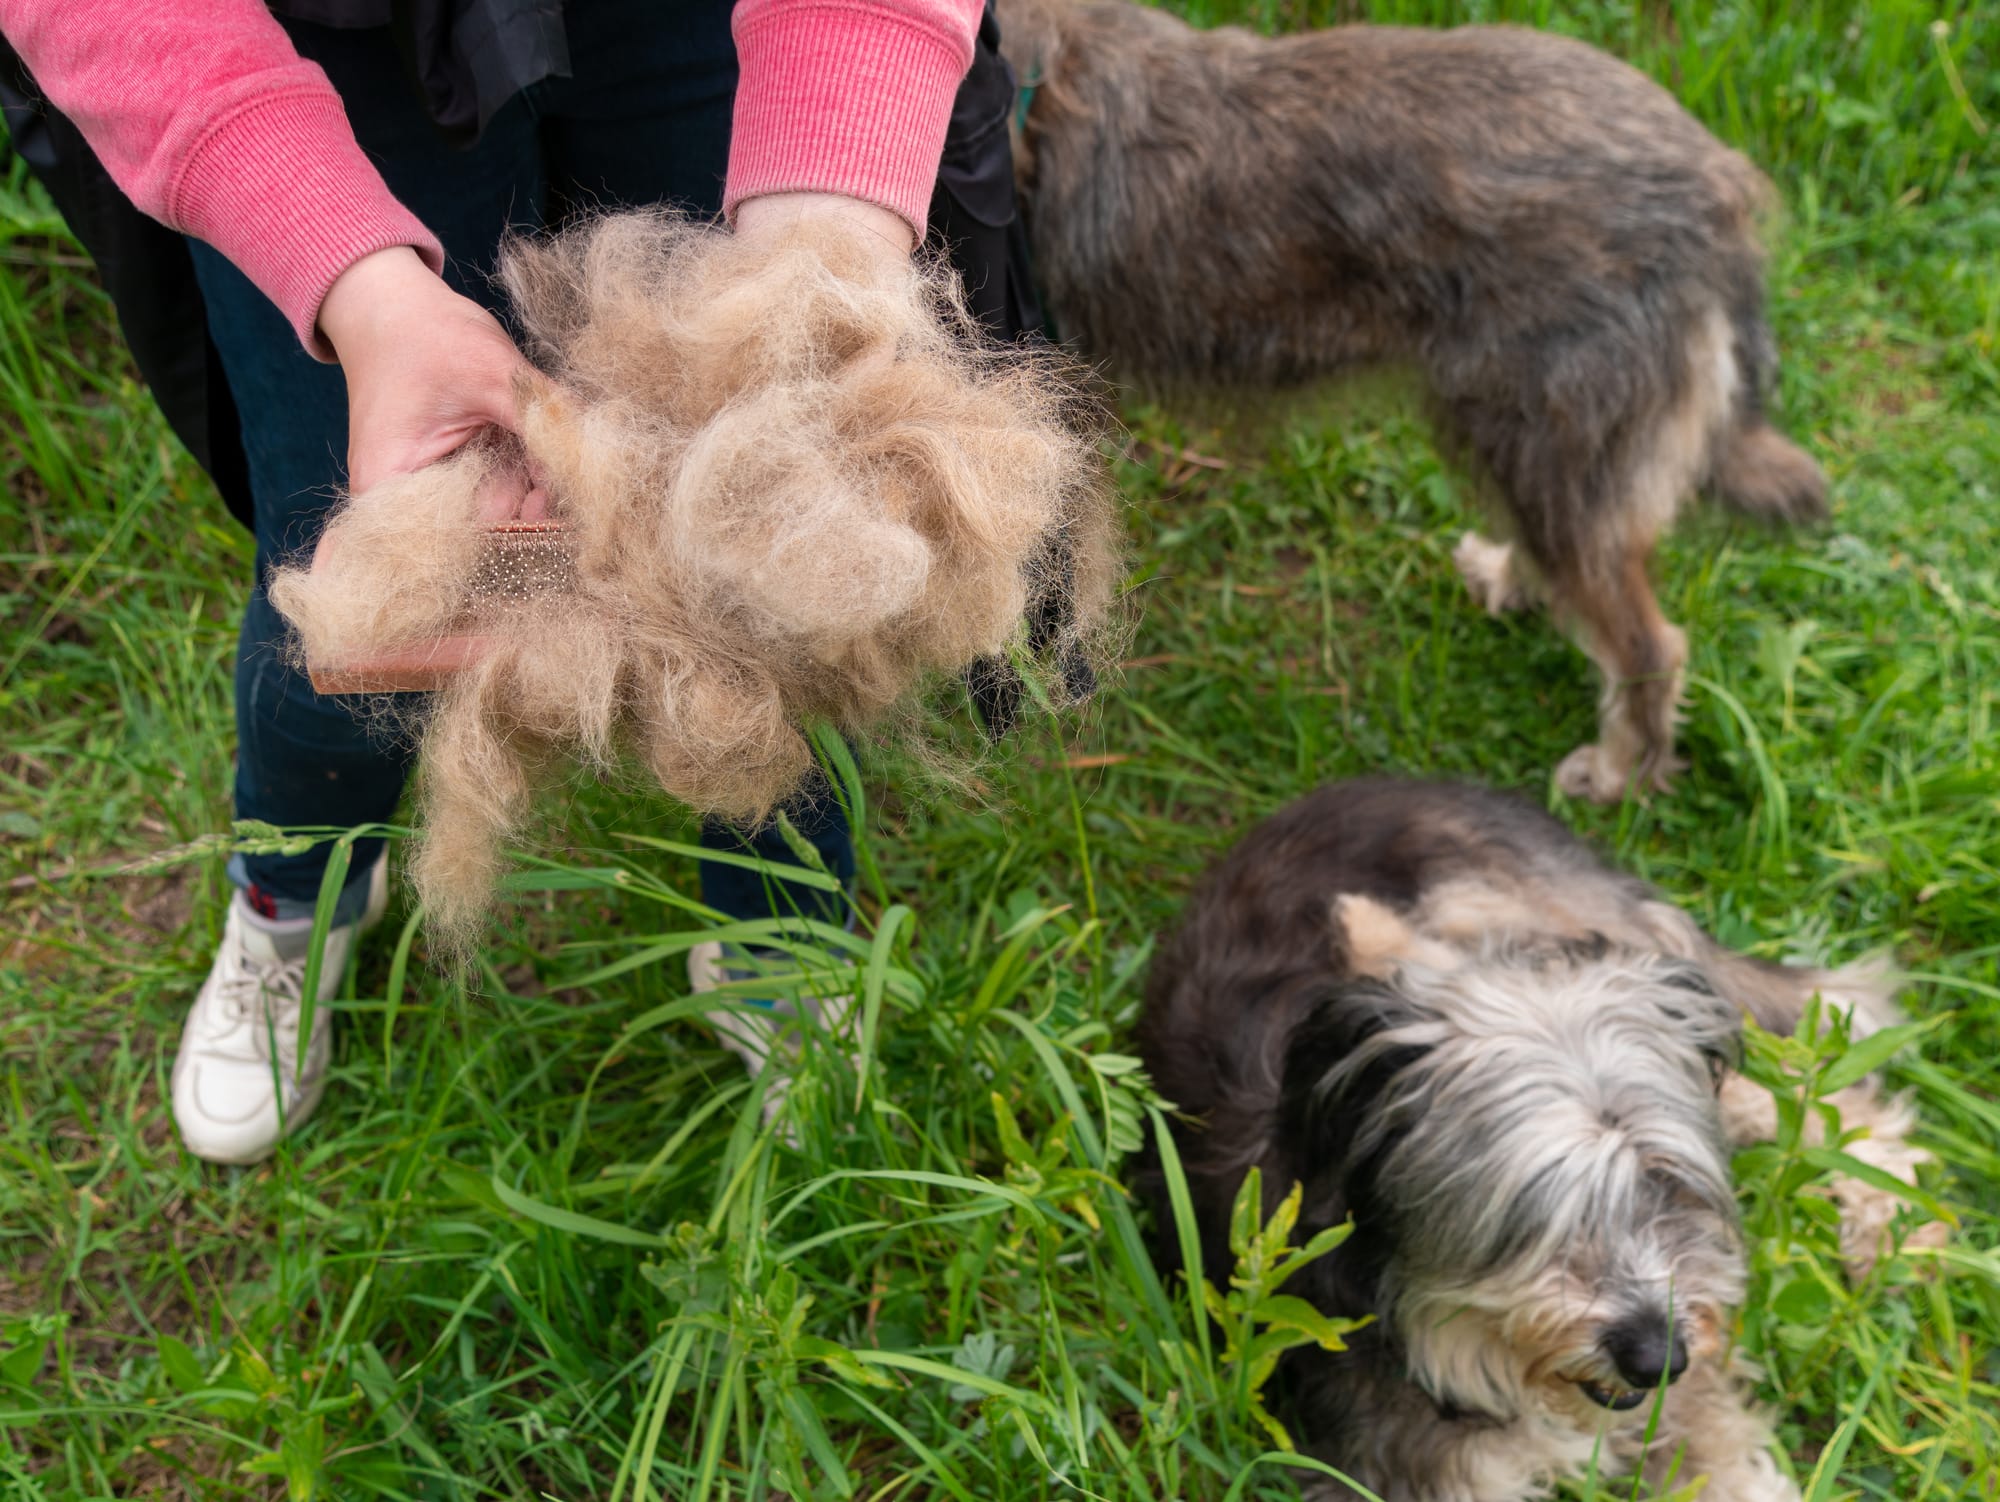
[779,1388,854,1496]
[437,1164,510,1216]
[157,1334,205,1396]
[1089,1052,1146,1077]
[1244,1343,1288,1393]
[990,1092,1034,1169]
[615,832,844,890]
[490,1175,668,1247]
[846,1349,1053,1417]
[496,866,630,892]
[1222,1452,1391,1502]
[1770,1275,1836,1327]
[1249,1294,1362,1352]
[283,1414,326,1502]
[231,1342,280,1398]
[1200,1279,1231,1330]
[854,903,913,1109]
[1814,1016,1944,1095]
[1798,1147,1950,1223]
[1252,1405,1297,1453]
[1262,1179,1302,1251]
[0,1339,46,1390]
[1290,1218,1356,1264]
[293,836,353,1088]
[795,1336,899,1390]
[1229,1167,1265,1262]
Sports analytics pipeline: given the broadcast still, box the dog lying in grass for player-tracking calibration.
[1138,777,1936,1501]
[1004,0,1826,802]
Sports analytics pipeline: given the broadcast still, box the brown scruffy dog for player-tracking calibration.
[1137,777,1938,1501]
[1003,0,1828,801]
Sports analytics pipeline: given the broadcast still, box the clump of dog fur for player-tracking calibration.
[272,211,1116,944]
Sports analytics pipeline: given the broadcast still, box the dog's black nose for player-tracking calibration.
[1603,1318,1689,1391]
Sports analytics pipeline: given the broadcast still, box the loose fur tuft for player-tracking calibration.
[272,210,1119,947]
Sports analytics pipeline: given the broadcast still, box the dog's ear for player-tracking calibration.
[1330,893,1457,978]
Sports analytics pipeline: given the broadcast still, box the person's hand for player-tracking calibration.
[733,192,916,268]
[317,245,548,519]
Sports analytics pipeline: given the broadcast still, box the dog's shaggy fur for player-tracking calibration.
[1004,0,1827,801]
[1139,778,1936,1501]
[272,211,1117,943]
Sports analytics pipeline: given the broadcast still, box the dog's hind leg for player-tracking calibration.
[1449,305,1746,799]
[1445,403,1687,800]
[1718,1071,1945,1280]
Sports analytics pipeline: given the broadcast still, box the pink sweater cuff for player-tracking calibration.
[726,0,978,238]
[169,88,444,359]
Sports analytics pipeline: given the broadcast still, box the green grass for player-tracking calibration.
[2,1,1997,1496]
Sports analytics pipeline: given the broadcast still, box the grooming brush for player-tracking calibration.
[304,522,573,695]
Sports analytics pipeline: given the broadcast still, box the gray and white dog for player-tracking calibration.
[1139,778,1934,1501]
[1004,0,1827,801]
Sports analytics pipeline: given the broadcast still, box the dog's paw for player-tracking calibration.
[1556,741,1682,802]
[1452,532,1529,616]
[1555,742,1632,803]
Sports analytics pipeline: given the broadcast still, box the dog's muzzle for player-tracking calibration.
[1578,1316,1691,1409]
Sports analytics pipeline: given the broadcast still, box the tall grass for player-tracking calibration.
[3,1,1997,1497]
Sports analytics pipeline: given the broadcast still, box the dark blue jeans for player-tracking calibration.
[198,1,853,928]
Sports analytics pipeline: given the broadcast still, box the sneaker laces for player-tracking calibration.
[212,948,309,1065]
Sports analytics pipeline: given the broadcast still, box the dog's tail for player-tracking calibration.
[1710,284,1828,525]
[1711,420,1828,525]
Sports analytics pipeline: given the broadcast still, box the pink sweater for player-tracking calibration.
[0,0,982,357]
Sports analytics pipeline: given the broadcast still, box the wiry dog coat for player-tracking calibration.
[1139,778,1936,1501]
[1005,0,1826,802]
[272,212,1118,943]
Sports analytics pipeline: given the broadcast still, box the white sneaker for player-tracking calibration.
[688,940,855,1126]
[170,858,389,1165]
